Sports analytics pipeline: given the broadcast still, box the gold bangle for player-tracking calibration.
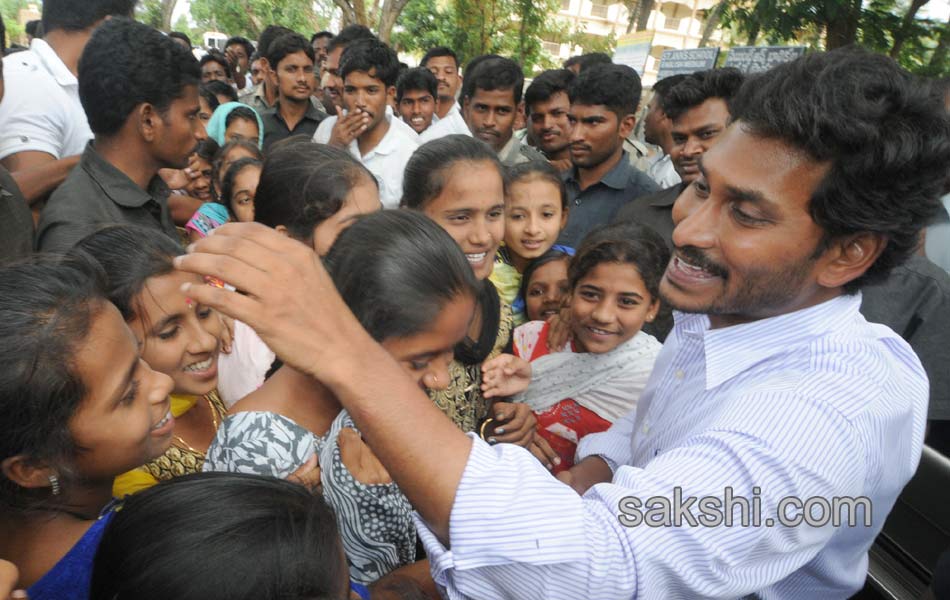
[479,418,497,441]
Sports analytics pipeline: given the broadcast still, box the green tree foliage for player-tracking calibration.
[719,0,950,76]
[0,0,35,46]
[189,0,330,40]
[393,0,613,74]
[136,0,177,32]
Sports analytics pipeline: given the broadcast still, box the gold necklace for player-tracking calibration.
[172,396,220,455]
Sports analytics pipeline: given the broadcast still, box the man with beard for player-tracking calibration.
[461,57,546,167]
[557,63,657,248]
[614,68,743,249]
[260,33,326,152]
[177,48,950,600]
[36,18,203,252]
[523,68,575,172]
[313,38,418,209]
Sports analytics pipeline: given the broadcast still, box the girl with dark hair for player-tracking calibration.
[197,83,220,130]
[206,102,264,148]
[69,226,229,498]
[482,222,668,472]
[254,137,381,256]
[219,157,261,223]
[490,161,570,325]
[0,258,175,599]
[521,246,574,322]
[182,138,218,203]
[401,134,537,447]
[205,210,478,586]
[90,472,359,600]
[212,138,262,197]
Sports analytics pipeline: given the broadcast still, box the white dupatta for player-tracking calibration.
[513,321,662,423]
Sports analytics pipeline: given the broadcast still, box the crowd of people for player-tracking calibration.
[1,1,950,599]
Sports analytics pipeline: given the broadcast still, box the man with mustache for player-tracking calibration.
[557,63,658,248]
[260,33,327,152]
[320,25,375,121]
[418,46,471,141]
[461,57,546,167]
[313,38,419,209]
[523,69,575,172]
[613,68,744,250]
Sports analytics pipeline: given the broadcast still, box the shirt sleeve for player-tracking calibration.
[574,407,636,470]
[414,388,866,600]
[0,72,68,160]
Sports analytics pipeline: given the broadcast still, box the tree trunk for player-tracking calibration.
[377,0,411,42]
[745,21,759,45]
[824,0,861,50]
[160,0,177,31]
[636,0,655,31]
[699,0,725,47]
[332,0,359,27]
[890,0,930,58]
[929,14,950,69]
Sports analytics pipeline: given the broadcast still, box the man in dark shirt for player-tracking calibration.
[36,18,202,253]
[558,63,658,248]
[261,32,326,152]
[613,68,744,248]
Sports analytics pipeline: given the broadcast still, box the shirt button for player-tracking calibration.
[575,199,581,206]
[675,369,685,380]
[641,423,650,434]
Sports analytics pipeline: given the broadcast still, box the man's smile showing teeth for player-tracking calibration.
[184,357,213,372]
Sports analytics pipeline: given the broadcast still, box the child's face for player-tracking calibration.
[184,156,214,201]
[311,176,382,256]
[525,258,570,322]
[422,160,505,280]
[129,271,223,397]
[570,262,658,354]
[230,165,260,223]
[380,292,475,392]
[225,117,259,145]
[70,303,176,481]
[505,178,567,268]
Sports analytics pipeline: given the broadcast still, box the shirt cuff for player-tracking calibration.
[576,428,630,470]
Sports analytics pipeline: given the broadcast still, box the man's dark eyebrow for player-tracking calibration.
[697,156,778,210]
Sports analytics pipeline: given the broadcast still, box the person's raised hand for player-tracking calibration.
[226,48,247,88]
[545,300,574,351]
[159,154,202,191]
[481,353,532,399]
[339,428,392,485]
[486,401,536,447]
[287,453,322,495]
[174,222,369,384]
[328,109,371,148]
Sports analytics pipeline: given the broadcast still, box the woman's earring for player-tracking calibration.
[48,474,61,496]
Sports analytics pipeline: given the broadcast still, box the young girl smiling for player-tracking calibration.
[483,223,669,472]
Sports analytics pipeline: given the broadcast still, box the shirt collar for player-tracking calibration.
[81,142,166,208]
[677,293,864,390]
[565,151,633,190]
[30,38,77,87]
[273,99,324,123]
[650,182,688,207]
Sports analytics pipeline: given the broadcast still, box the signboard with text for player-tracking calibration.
[655,47,721,80]
[613,31,654,77]
[723,46,807,74]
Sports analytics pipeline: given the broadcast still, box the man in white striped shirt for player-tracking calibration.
[178,48,950,600]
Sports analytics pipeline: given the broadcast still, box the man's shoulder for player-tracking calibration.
[618,160,661,194]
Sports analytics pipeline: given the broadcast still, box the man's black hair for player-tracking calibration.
[78,18,200,137]
[730,47,950,291]
[563,55,581,69]
[265,32,314,71]
[42,0,135,33]
[340,38,399,88]
[567,63,642,118]
[257,25,293,59]
[225,36,254,60]
[459,54,502,103]
[200,51,232,80]
[205,80,237,103]
[651,73,687,104]
[524,69,575,115]
[311,31,334,44]
[396,67,438,103]
[168,31,192,48]
[25,20,41,38]
[661,68,743,121]
[574,52,613,71]
[326,24,375,54]
[421,46,459,69]
[463,56,524,104]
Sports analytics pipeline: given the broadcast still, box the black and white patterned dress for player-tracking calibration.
[203,410,416,584]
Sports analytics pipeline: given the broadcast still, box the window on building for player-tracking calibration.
[590,2,608,18]
[664,15,682,30]
[561,0,572,10]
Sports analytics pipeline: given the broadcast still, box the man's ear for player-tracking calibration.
[139,103,160,143]
[1,455,56,491]
[387,86,396,102]
[619,113,636,139]
[815,232,887,290]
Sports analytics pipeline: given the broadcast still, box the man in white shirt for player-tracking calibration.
[312,38,418,209]
[180,48,950,600]
[0,0,135,207]
[419,46,470,142]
